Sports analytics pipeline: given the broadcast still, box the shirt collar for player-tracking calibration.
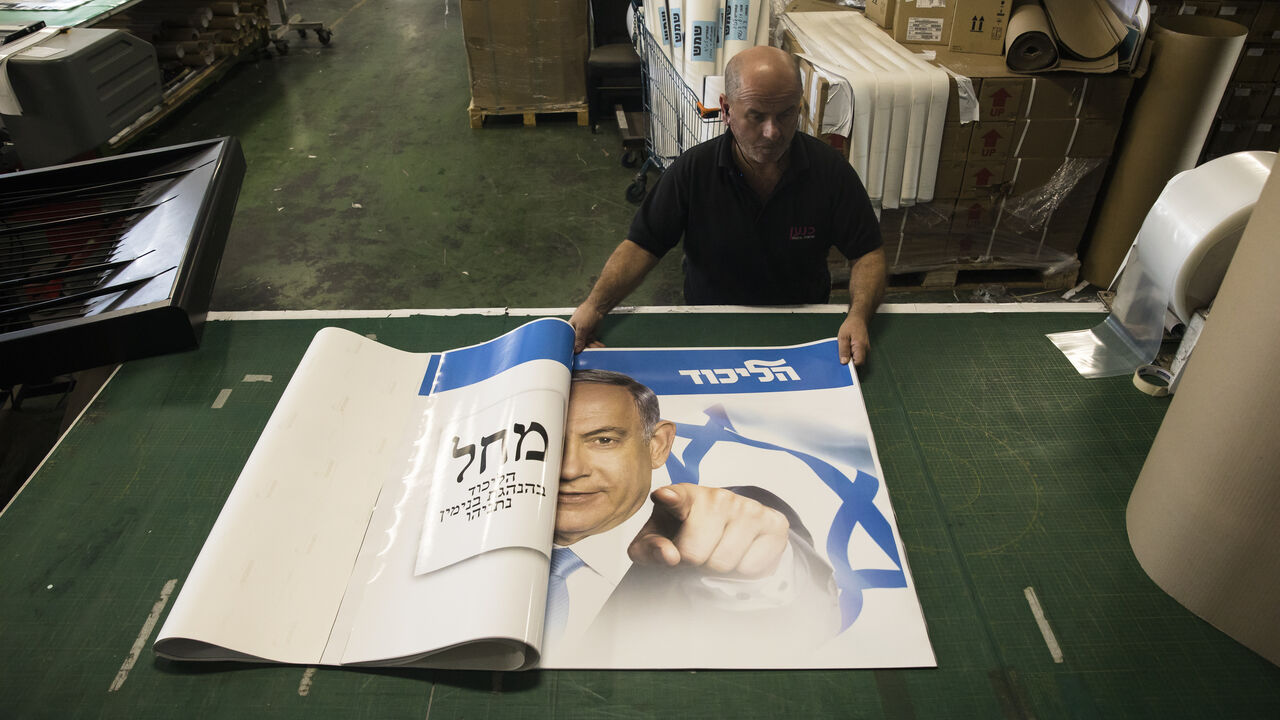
[558,475,666,587]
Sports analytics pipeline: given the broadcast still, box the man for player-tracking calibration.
[570,46,887,366]
[548,368,839,662]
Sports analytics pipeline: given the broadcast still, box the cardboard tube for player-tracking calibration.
[1081,16,1246,287]
[1127,158,1280,669]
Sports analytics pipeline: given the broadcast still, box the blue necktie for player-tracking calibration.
[545,546,585,642]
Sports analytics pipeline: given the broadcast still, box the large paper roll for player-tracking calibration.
[1005,3,1058,72]
[1127,151,1280,669]
[1082,16,1246,286]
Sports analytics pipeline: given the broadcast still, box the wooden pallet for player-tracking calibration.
[887,259,1081,292]
[468,101,589,128]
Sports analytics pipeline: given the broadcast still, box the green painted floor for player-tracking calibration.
[138,0,686,311]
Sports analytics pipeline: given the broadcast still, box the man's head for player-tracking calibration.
[555,369,675,546]
[720,46,804,168]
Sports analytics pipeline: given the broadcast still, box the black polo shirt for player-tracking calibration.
[628,130,881,305]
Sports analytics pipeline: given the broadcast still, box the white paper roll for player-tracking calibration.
[722,0,758,68]
[684,0,722,90]
[1048,151,1275,378]
[669,0,686,75]
[754,0,771,46]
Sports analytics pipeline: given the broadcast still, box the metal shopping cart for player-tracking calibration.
[625,3,727,203]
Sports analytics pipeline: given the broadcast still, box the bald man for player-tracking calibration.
[570,46,886,366]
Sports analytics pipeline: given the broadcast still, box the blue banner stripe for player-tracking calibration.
[663,404,905,632]
[574,340,853,395]
[417,353,442,395]
[420,318,574,395]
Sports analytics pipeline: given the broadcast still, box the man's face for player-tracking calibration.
[722,77,802,167]
[555,383,659,546]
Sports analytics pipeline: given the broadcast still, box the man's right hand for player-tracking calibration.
[628,484,791,578]
[568,303,606,353]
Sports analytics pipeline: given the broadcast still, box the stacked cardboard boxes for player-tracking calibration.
[866,0,1011,55]
[460,0,589,120]
[880,72,1133,272]
[1169,0,1280,157]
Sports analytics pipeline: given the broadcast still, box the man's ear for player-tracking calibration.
[719,93,729,118]
[649,420,676,468]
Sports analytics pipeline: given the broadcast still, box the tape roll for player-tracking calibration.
[1132,365,1172,397]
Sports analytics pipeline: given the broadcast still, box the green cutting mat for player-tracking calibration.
[2,312,1277,719]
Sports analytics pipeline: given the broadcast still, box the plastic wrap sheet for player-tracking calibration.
[880,154,1106,275]
[1047,151,1274,378]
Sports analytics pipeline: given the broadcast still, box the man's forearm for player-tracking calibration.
[847,247,886,322]
[570,240,661,351]
[581,239,661,315]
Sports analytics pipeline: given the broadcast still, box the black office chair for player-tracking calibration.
[587,0,644,128]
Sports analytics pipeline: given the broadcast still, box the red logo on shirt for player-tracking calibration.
[789,225,817,241]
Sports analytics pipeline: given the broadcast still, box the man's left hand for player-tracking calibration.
[628,484,790,578]
[838,313,870,366]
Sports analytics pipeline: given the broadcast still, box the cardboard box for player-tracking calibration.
[1204,120,1252,158]
[949,0,1009,55]
[1009,118,1121,159]
[903,201,956,238]
[951,197,998,234]
[461,0,589,109]
[939,121,975,159]
[1249,2,1280,42]
[1263,86,1280,118]
[894,0,954,46]
[1010,119,1074,158]
[1068,119,1122,157]
[1179,1,1223,16]
[1080,75,1135,120]
[958,158,1006,197]
[1023,76,1086,119]
[967,121,1013,159]
[865,0,896,29]
[1250,121,1280,150]
[1218,2,1261,33]
[1003,156,1061,197]
[1220,82,1272,121]
[932,158,967,198]
[977,77,1028,121]
[1234,45,1280,83]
